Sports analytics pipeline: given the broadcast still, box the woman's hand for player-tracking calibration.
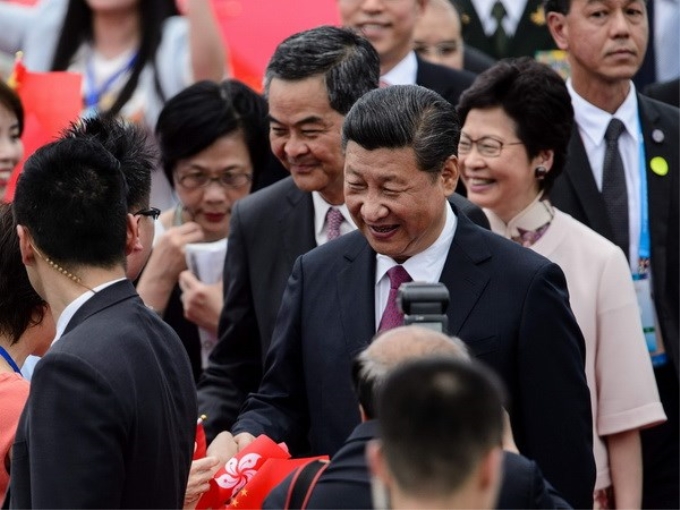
[179,270,223,333]
[183,456,221,510]
[137,222,204,313]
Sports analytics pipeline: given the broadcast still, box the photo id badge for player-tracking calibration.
[633,272,656,352]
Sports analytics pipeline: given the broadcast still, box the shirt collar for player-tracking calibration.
[381,51,418,86]
[485,193,554,239]
[312,191,354,236]
[375,203,457,284]
[567,79,640,146]
[53,278,126,345]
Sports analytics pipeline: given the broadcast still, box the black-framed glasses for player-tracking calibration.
[134,207,161,220]
[176,172,253,190]
[458,135,524,158]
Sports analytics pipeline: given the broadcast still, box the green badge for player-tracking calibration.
[650,157,669,176]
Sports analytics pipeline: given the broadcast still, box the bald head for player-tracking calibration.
[352,326,469,419]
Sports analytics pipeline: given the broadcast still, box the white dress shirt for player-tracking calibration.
[381,51,418,86]
[470,0,529,36]
[312,191,356,246]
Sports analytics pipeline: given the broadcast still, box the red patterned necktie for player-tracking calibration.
[326,207,343,241]
[378,265,413,332]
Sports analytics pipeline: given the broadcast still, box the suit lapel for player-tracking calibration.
[440,213,491,334]
[564,127,614,237]
[337,234,377,357]
[280,184,316,268]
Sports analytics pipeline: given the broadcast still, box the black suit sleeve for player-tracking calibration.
[513,262,595,509]
[197,204,263,442]
[232,255,310,451]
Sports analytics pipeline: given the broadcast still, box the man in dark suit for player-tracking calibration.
[10,135,196,508]
[215,85,594,508]
[196,26,488,442]
[454,0,558,60]
[264,326,572,509]
[644,78,680,108]
[338,0,476,105]
[545,1,679,508]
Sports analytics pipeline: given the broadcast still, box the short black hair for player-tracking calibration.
[377,357,505,496]
[64,116,154,212]
[156,79,271,190]
[0,203,46,345]
[457,57,573,194]
[13,136,129,269]
[342,85,460,175]
[264,25,380,115]
[542,0,571,14]
[0,80,24,136]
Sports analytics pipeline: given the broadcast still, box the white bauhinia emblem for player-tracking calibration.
[215,453,262,494]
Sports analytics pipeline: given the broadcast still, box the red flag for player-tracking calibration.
[226,456,329,509]
[194,415,207,461]
[4,55,82,202]
[197,435,290,509]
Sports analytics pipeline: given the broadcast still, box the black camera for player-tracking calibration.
[397,282,450,333]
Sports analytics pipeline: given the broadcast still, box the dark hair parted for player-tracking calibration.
[156,79,271,190]
[51,0,179,117]
[264,25,380,115]
[0,80,24,136]
[457,57,573,195]
[377,357,505,496]
[13,136,129,269]
[64,116,154,212]
[342,85,460,175]
[0,203,46,345]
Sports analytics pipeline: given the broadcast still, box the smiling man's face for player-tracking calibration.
[337,0,426,73]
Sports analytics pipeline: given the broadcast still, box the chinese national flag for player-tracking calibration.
[194,416,207,461]
[4,55,82,202]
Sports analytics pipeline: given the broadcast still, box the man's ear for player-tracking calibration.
[546,12,569,51]
[17,225,36,266]
[441,155,460,196]
[125,213,141,256]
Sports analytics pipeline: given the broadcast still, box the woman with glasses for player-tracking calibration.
[137,79,282,382]
[457,57,666,509]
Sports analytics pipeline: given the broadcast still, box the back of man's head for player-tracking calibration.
[264,25,380,115]
[64,116,153,212]
[352,325,469,419]
[375,356,505,508]
[14,136,128,269]
[342,85,460,174]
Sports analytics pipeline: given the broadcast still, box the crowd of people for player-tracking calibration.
[0,0,678,509]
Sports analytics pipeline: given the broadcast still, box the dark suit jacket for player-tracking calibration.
[263,421,572,510]
[9,281,196,509]
[197,177,488,440]
[464,45,497,74]
[415,54,475,106]
[643,78,680,108]
[550,95,679,378]
[453,0,557,60]
[232,207,595,509]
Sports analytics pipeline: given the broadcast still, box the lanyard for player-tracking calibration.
[637,119,650,266]
[84,50,138,109]
[0,345,22,375]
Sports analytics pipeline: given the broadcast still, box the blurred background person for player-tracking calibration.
[137,79,282,382]
[367,355,506,510]
[0,0,228,210]
[458,57,666,509]
[0,81,23,203]
[413,0,495,74]
[452,0,558,60]
[0,202,55,502]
